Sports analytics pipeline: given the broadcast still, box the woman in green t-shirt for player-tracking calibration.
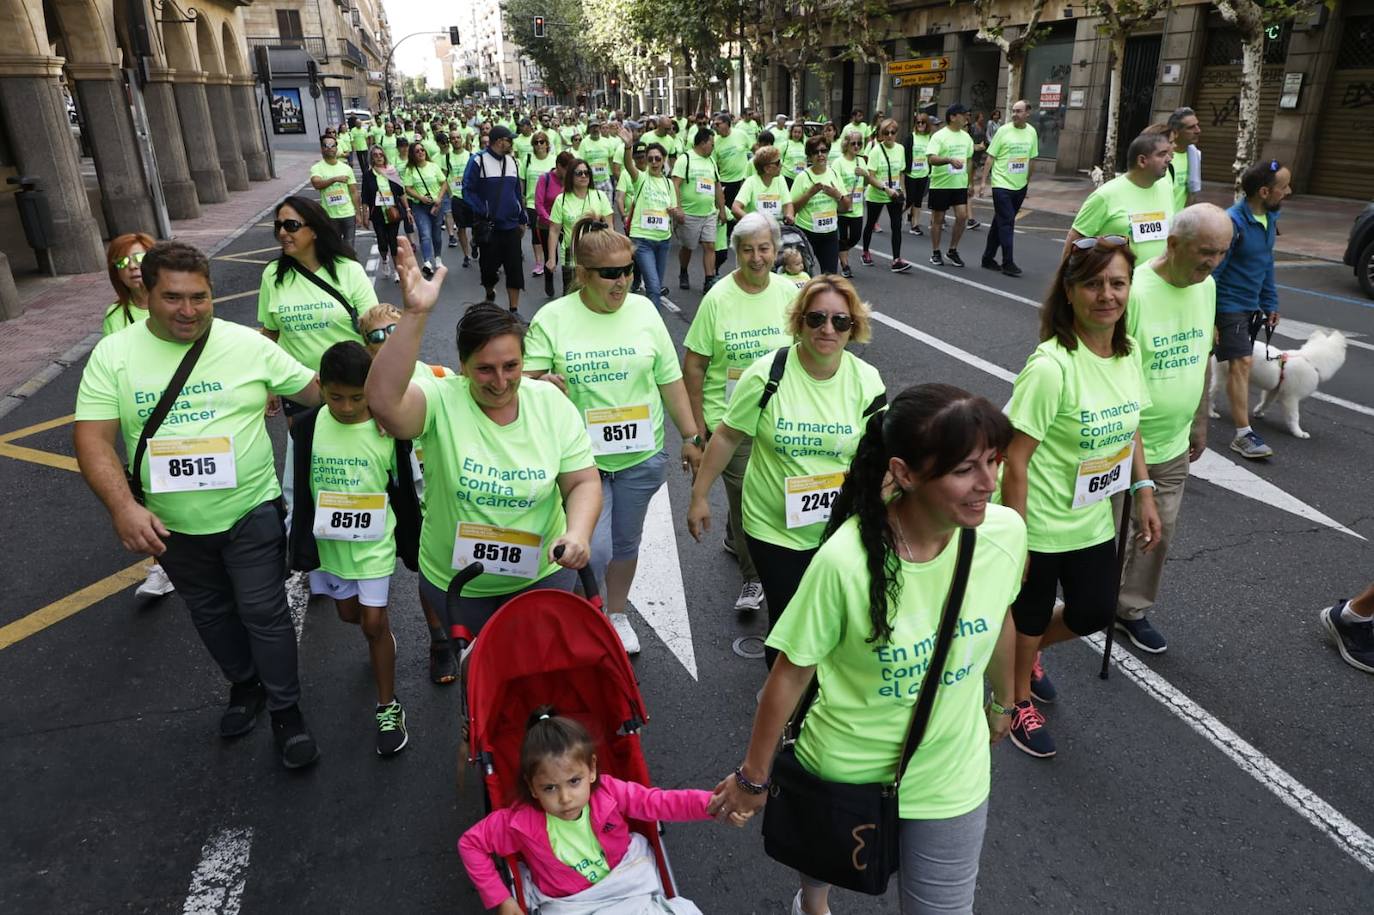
[366,244,602,639]
[401,143,449,277]
[1000,236,1162,760]
[860,118,912,272]
[730,146,793,228]
[619,140,684,311]
[545,158,613,295]
[525,219,702,653]
[778,122,808,186]
[833,130,870,279]
[521,131,557,280]
[708,384,1026,915]
[788,135,850,275]
[687,276,882,666]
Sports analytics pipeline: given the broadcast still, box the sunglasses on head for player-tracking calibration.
[593,263,635,279]
[1070,234,1128,252]
[114,251,146,269]
[804,311,853,332]
[364,323,398,344]
[274,219,305,234]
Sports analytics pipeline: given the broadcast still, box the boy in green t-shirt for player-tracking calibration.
[294,341,408,757]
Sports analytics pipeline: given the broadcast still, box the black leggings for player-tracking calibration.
[745,534,820,668]
[1010,539,1118,637]
[527,208,548,255]
[801,229,840,275]
[371,213,400,261]
[862,199,904,258]
[838,216,862,255]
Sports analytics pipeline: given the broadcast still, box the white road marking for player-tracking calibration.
[1084,631,1374,874]
[629,484,697,680]
[871,309,1364,539]
[1274,260,1344,268]
[182,826,253,915]
[1273,317,1373,351]
[1314,391,1374,418]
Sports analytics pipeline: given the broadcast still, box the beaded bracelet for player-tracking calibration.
[733,766,769,795]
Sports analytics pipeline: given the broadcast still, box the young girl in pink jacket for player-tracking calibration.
[459,706,722,913]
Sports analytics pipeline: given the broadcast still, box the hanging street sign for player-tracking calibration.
[887,57,951,77]
[892,72,947,88]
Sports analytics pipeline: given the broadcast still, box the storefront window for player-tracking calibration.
[1022,36,1074,159]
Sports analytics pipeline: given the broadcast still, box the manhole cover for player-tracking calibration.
[732,636,766,659]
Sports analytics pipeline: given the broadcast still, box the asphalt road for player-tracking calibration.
[2,196,1372,914]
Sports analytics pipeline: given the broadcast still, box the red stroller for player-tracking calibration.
[446,553,681,912]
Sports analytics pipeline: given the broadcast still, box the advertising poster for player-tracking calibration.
[271,87,305,135]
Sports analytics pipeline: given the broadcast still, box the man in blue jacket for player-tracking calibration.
[1211,159,1291,459]
[462,125,528,314]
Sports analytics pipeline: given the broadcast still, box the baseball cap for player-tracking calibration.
[489,125,514,143]
[946,103,969,117]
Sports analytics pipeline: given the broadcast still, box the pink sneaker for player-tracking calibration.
[532,263,544,276]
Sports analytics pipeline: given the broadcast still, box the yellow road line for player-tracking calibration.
[0,560,148,650]
[0,412,75,443]
[0,442,79,472]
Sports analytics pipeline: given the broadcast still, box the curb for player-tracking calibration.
[0,178,310,423]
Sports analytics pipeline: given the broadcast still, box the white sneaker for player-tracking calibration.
[135,563,175,598]
[734,580,764,612]
[610,613,640,654]
[391,267,400,282]
[791,889,830,915]
[434,254,443,267]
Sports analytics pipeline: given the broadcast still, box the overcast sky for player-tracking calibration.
[382,0,446,77]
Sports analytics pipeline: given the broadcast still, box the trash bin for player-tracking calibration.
[7,175,56,277]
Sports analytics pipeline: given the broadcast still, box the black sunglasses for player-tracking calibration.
[572,169,591,177]
[593,263,635,279]
[364,323,398,344]
[274,219,305,234]
[804,311,853,332]
[812,147,830,155]
[647,155,664,163]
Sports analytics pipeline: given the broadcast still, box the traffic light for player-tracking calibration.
[449,26,460,45]
[533,16,546,38]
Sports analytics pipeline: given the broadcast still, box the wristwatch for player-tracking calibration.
[985,698,1013,717]
[683,434,704,449]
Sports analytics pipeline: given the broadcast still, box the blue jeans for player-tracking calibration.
[633,237,671,308]
[983,186,1026,266]
[413,200,445,264]
[590,450,668,588]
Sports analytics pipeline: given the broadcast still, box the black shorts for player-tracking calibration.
[452,198,474,228]
[904,175,929,209]
[1011,539,1118,637]
[1215,310,1263,362]
[928,187,969,212]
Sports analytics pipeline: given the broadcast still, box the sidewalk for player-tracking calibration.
[979,174,1363,263]
[1,151,315,404]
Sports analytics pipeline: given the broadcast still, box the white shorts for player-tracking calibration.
[309,570,392,606]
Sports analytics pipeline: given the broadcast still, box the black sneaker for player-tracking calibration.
[220,678,266,738]
[1030,651,1057,703]
[679,271,690,290]
[429,640,458,685]
[966,218,981,230]
[841,265,854,279]
[447,235,458,248]
[946,249,965,268]
[1010,700,1056,758]
[271,705,320,770]
[1115,616,1168,654]
[1002,263,1023,277]
[1320,601,1374,674]
[660,286,668,297]
[981,256,1001,271]
[890,258,913,273]
[375,700,409,756]
[421,263,434,280]
[929,251,944,266]
[911,224,924,236]
[462,256,471,268]
[704,275,717,292]
[483,287,496,304]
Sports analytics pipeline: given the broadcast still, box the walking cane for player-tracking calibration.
[1100,487,1133,680]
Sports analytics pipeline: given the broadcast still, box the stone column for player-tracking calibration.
[142,67,200,220]
[0,252,21,321]
[231,76,270,181]
[171,70,228,204]
[68,64,159,238]
[0,56,104,274]
[204,75,249,191]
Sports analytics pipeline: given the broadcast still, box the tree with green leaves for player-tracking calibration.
[964,0,1050,111]
[1083,0,1172,179]
[839,0,896,118]
[504,0,597,100]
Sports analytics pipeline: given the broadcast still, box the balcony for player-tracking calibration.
[247,35,328,62]
[338,38,365,68]
[360,30,381,62]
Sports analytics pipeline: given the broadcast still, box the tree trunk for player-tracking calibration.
[1234,28,1265,195]
[788,64,803,117]
[1005,47,1023,110]
[1101,34,1126,179]
[750,51,767,115]
[874,51,891,117]
[818,67,834,121]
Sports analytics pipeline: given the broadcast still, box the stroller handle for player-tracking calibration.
[552,544,601,604]
[444,562,486,643]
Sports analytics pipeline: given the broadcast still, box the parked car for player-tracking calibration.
[1343,201,1374,299]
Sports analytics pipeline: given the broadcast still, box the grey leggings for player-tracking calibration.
[800,799,988,914]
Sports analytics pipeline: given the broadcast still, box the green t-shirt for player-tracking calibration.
[580,136,616,185]
[545,808,610,884]
[831,155,867,216]
[311,159,357,219]
[525,292,682,473]
[907,132,932,178]
[102,302,149,337]
[402,161,447,202]
[256,258,376,371]
[647,132,678,159]
[1005,336,1151,553]
[416,375,595,597]
[421,137,441,161]
[309,411,398,581]
[863,142,907,204]
[548,190,613,265]
[736,119,762,149]
[766,507,1028,819]
[927,127,975,190]
[670,151,719,217]
[513,133,534,161]
[438,149,471,200]
[520,152,557,208]
[74,319,315,535]
[712,130,750,182]
[683,272,796,430]
[1126,263,1215,465]
[349,127,368,156]
[1070,173,1176,263]
[723,346,884,549]
[336,133,352,156]
[1171,149,1189,214]
[986,123,1038,191]
[734,173,789,223]
[625,173,678,242]
[790,167,844,234]
[381,134,400,167]
[778,138,808,177]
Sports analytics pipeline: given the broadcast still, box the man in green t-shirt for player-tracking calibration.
[1065,131,1175,263]
[1115,204,1232,656]
[310,135,364,247]
[926,102,977,267]
[1167,106,1202,214]
[712,113,751,272]
[73,241,323,771]
[671,127,728,292]
[980,100,1038,277]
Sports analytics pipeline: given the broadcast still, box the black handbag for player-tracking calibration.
[761,527,977,895]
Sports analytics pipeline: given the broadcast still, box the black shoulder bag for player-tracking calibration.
[285,258,362,335]
[761,526,977,895]
[126,324,212,505]
[758,346,887,419]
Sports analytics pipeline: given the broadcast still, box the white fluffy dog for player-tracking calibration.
[1208,328,1347,439]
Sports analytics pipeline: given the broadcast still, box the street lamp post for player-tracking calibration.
[382,30,446,119]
